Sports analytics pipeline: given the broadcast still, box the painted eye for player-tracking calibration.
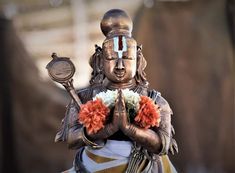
[123,56,133,60]
[106,56,117,60]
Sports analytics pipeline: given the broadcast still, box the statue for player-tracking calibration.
[47,9,178,173]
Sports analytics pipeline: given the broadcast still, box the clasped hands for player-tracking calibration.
[86,90,161,154]
[86,89,131,140]
[112,89,130,131]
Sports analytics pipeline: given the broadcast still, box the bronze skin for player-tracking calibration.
[54,9,177,173]
[102,36,137,89]
[87,36,163,154]
[86,36,138,139]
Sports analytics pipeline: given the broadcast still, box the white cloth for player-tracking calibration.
[82,140,132,172]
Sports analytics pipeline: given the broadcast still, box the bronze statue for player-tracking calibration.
[47,9,178,173]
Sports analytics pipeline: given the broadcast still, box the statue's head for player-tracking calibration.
[90,9,148,87]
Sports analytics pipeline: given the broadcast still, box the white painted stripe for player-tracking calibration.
[113,36,127,59]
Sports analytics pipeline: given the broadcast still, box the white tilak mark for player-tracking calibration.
[113,36,127,59]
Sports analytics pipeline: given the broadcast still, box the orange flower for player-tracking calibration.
[134,96,161,129]
[79,99,110,134]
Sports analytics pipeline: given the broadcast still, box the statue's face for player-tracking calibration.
[102,36,137,83]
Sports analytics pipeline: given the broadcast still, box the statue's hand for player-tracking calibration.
[116,90,162,153]
[112,92,121,129]
[85,93,120,140]
[117,89,129,131]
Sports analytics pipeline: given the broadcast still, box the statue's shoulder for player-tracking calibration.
[75,84,106,103]
[148,89,173,115]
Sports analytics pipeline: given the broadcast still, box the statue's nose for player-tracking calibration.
[116,58,125,70]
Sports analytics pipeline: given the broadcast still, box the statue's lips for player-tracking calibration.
[114,70,125,78]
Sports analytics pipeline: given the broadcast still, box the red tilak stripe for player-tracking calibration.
[118,35,123,50]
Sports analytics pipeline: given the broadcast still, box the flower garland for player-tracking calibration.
[134,96,161,129]
[78,89,161,134]
[79,99,109,134]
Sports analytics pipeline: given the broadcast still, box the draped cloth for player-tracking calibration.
[62,140,177,173]
[82,140,132,172]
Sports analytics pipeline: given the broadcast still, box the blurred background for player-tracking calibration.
[0,0,234,172]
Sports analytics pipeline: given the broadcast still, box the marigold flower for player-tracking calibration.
[79,90,160,133]
[79,99,110,134]
[134,96,161,129]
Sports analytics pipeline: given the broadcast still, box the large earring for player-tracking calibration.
[89,45,105,85]
[135,45,148,87]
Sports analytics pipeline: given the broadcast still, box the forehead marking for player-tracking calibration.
[113,36,127,58]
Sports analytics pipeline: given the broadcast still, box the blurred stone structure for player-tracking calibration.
[134,0,234,172]
[11,0,142,88]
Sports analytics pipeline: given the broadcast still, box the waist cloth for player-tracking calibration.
[65,140,177,173]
